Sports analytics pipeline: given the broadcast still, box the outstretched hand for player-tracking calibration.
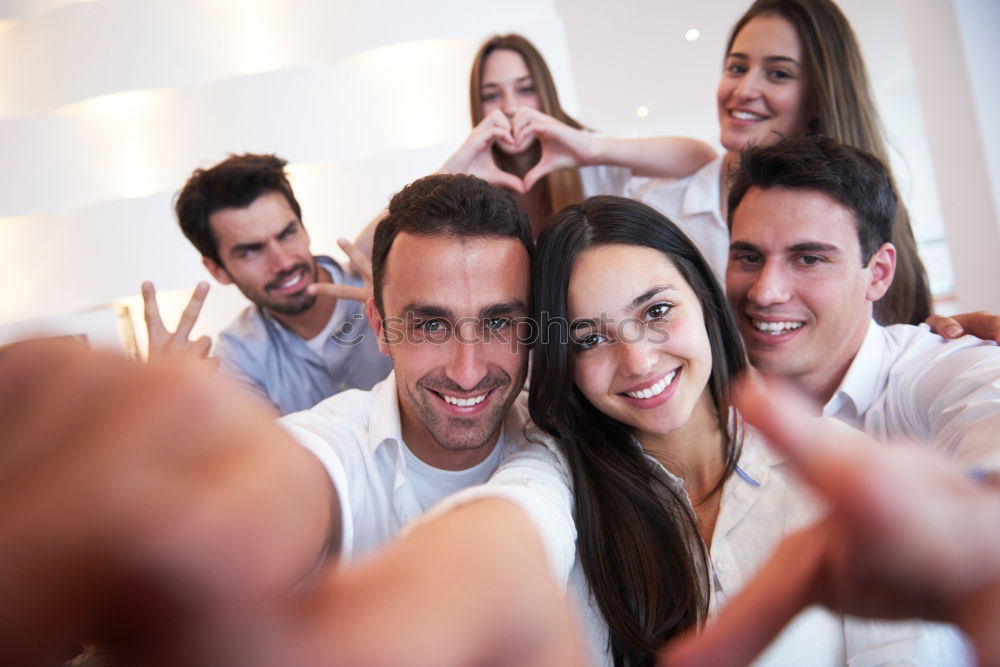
[142,281,213,362]
[438,109,527,193]
[660,375,1000,667]
[307,238,373,303]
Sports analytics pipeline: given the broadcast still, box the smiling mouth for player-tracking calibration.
[751,319,804,335]
[621,369,679,400]
[266,265,311,293]
[730,109,767,121]
[440,391,488,407]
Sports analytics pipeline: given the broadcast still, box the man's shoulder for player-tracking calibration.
[279,383,381,452]
[883,322,1000,369]
[216,304,271,348]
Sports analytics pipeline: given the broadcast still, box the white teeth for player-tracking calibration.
[280,272,302,289]
[624,369,678,400]
[732,110,765,120]
[752,319,804,335]
[442,392,487,407]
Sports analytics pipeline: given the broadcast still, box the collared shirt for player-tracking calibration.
[214,256,392,415]
[633,157,730,283]
[472,427,970,666]
[280,373,571,565]
[825,321,1000,470]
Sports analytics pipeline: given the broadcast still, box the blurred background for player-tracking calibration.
[0,0,997,354]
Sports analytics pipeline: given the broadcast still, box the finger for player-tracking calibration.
[661,524,830,667]
[141,281,167,338]
[523,159,556,193]
[307,283,372,303]
[337,238,373,283]
[191,335,213,359]
[486,168,527,195]
[174,282,210,343]
[925,314,964,339]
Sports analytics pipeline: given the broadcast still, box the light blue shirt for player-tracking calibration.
[214,256,392,415]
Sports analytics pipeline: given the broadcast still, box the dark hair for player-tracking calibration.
[372,173,533,314]
[530,196,746,666]
[174,153,303,267]
[728,135,896,264]
[725,0,930,324]
[469,33,586,219]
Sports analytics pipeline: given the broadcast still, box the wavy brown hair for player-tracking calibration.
[726,0,931,324]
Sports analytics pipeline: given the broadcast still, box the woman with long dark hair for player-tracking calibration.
[529,195,964,665]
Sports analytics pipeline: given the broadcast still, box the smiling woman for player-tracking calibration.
[526,194,965,665]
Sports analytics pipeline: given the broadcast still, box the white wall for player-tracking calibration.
[1,0,997,350]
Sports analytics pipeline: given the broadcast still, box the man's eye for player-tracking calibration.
[484,317,509,331]
[799,255,822,266]
[422,320,445,332]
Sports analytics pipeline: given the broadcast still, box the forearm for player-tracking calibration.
[587,136,715,178]
[303,498,587,666]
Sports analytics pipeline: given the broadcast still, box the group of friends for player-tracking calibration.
[3,0,1000,665]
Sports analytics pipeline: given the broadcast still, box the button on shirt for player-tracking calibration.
[215,256,393,415]
[824,321,1000,470]
[280,373,573,565]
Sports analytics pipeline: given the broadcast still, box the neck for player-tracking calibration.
[269,264,335,339]
[638,391,727,503]
[399,412,500,472]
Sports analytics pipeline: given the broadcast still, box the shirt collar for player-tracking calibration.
[823,320,884,425]
[368,371,405,455]
[682,157,724,222]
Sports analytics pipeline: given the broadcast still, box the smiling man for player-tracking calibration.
[173,153,392,414]
[726,135,1000,470]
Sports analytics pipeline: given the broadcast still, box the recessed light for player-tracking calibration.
[636,105,650,118]
[685,28,700,42]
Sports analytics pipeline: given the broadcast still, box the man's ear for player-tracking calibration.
[202,256,232,285]
[366,297,390,356]
[866,242,896,302]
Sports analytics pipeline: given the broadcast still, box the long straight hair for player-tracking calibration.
[726,0,932,325]
[529,196,746,665]
[469,34,585,219]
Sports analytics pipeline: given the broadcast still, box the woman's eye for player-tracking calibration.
[645,303,673,320]
[481,92,499,103]
[574,333,607,350]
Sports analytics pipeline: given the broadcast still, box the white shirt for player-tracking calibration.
[825,321,1000,470]
[456,427,969,666]
[280,372,574,571]
[633,157,730,284]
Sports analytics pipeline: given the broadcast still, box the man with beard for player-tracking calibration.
[151,153,391,415]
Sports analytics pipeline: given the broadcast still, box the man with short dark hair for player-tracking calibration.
[726,135,1000,469]
[156,153,391,414]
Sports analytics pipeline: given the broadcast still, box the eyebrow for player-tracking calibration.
[727,52,802,68]
[229,220,297,256]
[401,300,528,321]
[482,75,534,88]
[729,240,841,254]
[626,284,676,314]
[570,284,677,331]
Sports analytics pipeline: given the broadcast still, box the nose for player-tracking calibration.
[746,260,791,307]
[616,338,657,379]
[445,323,489,390]
[500,90,518,118]
[733,70,762,101]
[266,241,296,274]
